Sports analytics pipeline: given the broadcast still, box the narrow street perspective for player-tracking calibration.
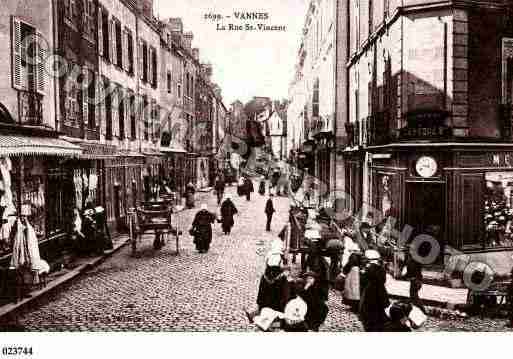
[0,185,510,332]
[3,0,513,335]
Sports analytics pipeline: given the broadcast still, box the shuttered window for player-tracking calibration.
[98,7,103,56]
[11,17,46,94]
[150,46,157,88]
[127,30,134,75]
[119,87,125,140]
[110,19,116,66]
[130,92,136,139]
[114,19,122,68]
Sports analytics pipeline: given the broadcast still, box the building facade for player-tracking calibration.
[342,0,513,266]
[287,0,342,207]
[0,0,227,291]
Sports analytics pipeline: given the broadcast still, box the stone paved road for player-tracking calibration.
[3,183,513,332]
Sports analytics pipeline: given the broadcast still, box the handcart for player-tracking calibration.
[128,200,180,256]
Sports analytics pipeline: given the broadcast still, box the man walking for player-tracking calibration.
[265,194,276,232]
[214,175,226,205]
[244,176,254,202]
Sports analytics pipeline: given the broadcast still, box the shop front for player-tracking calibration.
[0,133,81,274]
[161,140,187,196]
[368,144,513,274]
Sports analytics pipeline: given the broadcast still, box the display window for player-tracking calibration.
[483,172,513,248]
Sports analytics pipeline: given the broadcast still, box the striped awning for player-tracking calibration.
[0,134,81,157]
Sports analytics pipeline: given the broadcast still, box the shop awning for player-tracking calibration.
[0,134,81,157]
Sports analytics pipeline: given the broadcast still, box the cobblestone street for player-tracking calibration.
[2,185,511,332]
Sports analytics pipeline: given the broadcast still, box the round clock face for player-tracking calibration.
[416,156,437,178]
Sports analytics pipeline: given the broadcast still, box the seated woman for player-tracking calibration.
[245,254,291,329]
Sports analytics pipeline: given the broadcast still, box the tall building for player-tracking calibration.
[343,0,513,266]
[287,0,344,207]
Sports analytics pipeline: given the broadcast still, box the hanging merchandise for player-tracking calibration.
[10,219,29,269]
[74,169,83,210]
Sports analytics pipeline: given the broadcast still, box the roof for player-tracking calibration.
[0,134,81,157]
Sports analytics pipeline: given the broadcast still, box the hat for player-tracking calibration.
[304,229,321,240]
[225,194,231,200]
[284,297,307,324]
[266,253,282,267]
[365,249,381,260]
[201,203,208,210]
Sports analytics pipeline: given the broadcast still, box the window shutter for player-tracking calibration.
[82,68,89,127]
[98,7,103,56]
[138,39,144,80]
[36,31,46,94]
[122,29,127,72]
[11,17,22,90]
[99,78,107,135]
[147,45,152,85]
[110,20,116,65]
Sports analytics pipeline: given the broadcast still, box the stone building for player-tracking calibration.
[342,0,513,267]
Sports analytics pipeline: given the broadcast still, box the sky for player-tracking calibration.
[155,0,309,106]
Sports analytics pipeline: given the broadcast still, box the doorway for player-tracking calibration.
[405,181,445,264]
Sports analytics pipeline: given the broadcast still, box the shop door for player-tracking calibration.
[405,182,445,264]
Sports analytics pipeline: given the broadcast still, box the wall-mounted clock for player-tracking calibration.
[415,156,438,178]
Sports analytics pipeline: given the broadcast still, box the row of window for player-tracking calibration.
[62,65,165,142]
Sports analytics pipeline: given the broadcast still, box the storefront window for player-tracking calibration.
[483,172,513,248]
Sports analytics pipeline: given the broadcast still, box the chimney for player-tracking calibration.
[192,48,200,61]
[183,31,193,50]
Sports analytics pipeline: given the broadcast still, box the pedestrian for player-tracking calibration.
[402,245,425,313]
[342,251,362,313]
[237,176,245,197]
[256,254,291,313]
[359,249,390,332]
[191,203,216,253]
[214,175,226,205]
[244,253,291,328]
[185,182,196,209]
[244,176,254,201]
[301,230,330,331]
[265,194,276,232]
[258,176,266,196]
[220,194,238,235]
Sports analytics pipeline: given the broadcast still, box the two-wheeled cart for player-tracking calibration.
[128,200,180,256]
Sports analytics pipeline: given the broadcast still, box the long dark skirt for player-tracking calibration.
[193,225,212,252]
[221,216,234,234]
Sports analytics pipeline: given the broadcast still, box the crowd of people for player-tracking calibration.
[185,171,427,332]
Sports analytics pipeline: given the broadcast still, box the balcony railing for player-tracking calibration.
[18,90,43,126]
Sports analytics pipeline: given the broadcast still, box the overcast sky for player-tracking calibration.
[156,0,309,106]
